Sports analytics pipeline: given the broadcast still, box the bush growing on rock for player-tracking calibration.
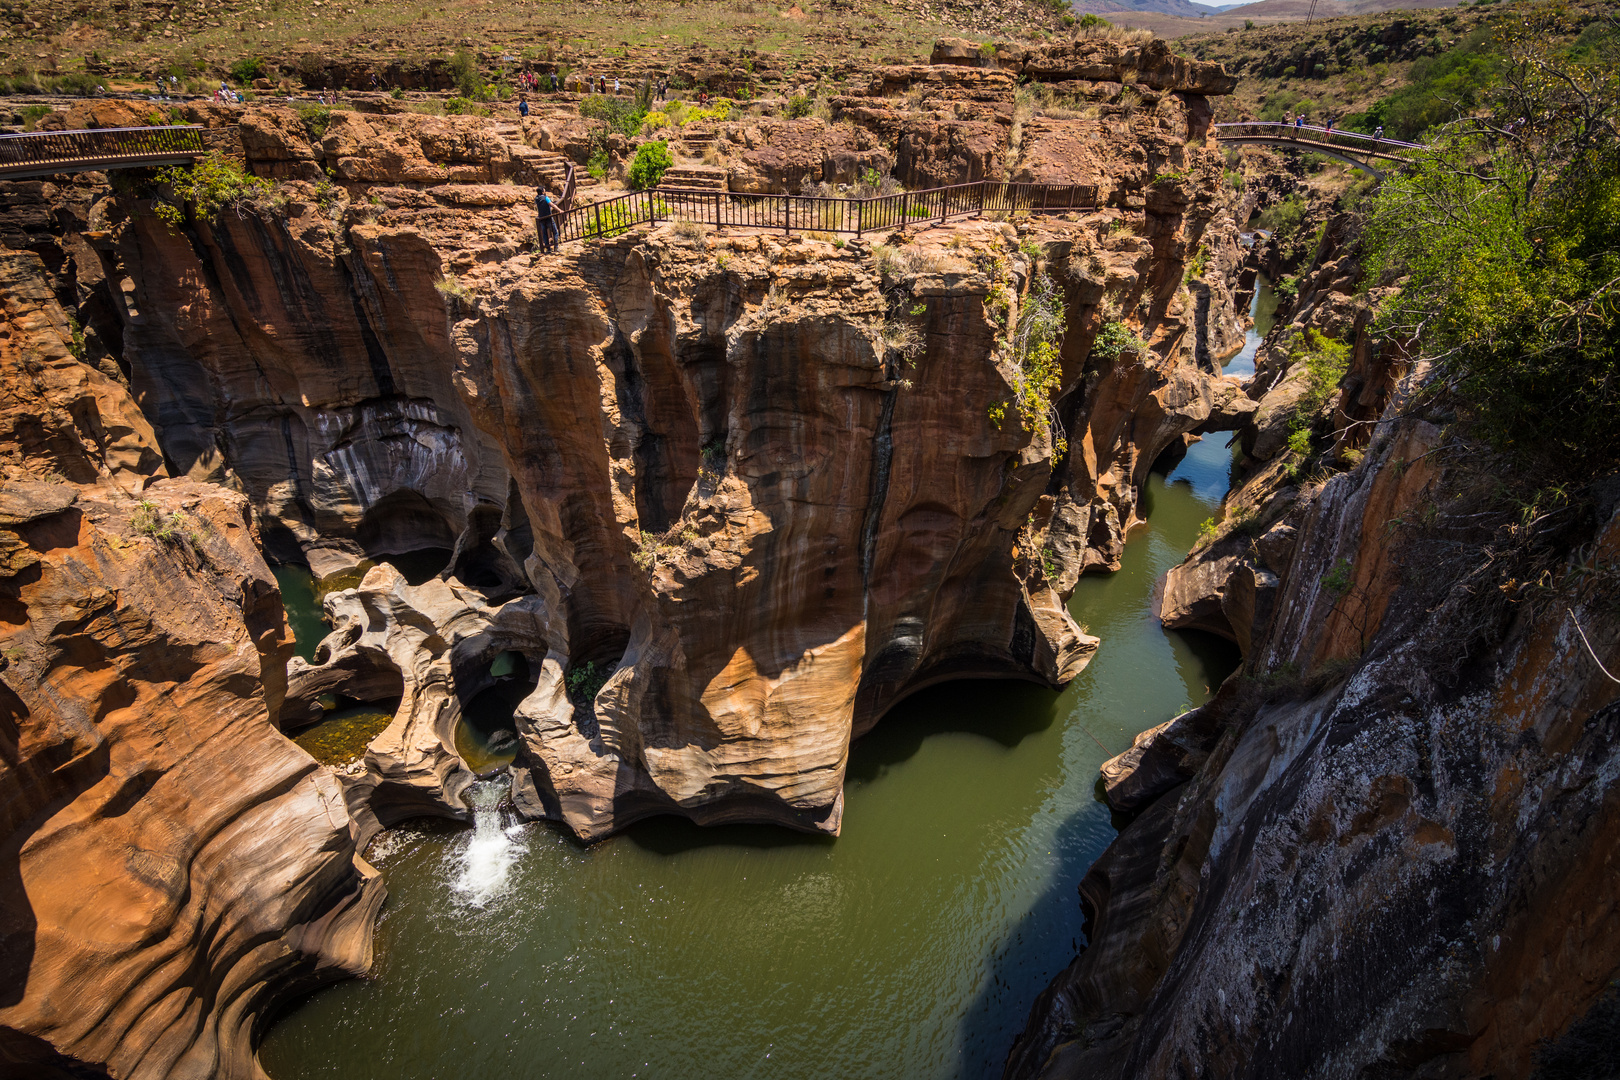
[153,153,281,229]
[230,57,265,85]
[628,140,673,189]
[1363,6,1620,473]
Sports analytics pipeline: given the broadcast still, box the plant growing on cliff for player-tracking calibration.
[565,661,613,704]
[1254,194,1304,238]
[153,153,281,229]
[64,314,86,360]
[434,274,471,301]
[993,273,1069,455]
[1184,244,1210,284]
[1363,6,1620,474]
[132,500,172,541]
[1320,557,1354,596]
[628,140,673,190]
[1090,319,1147,363]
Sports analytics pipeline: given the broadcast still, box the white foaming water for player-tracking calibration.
[450,779,526,909]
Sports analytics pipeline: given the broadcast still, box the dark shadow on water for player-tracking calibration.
[623,813,837,856]
[845,678,1061,785]
[956,796,1109,1080]
[1172,628,1243,700]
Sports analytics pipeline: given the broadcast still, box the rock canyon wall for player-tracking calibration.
[1,37,1254,1076]
[1007,194,1620,1079]
[0,249,381,1080]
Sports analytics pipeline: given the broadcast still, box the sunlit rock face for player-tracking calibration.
[35,49,1244,846]
[0,248,380,1080]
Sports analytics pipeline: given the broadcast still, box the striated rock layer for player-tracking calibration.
[0,250,381,1079]
[29,72,1248,842]
[1007,213,1620,1076]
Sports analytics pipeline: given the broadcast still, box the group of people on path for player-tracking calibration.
[1283,112,1386,142]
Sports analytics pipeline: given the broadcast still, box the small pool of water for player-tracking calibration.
[292,702,400,768]
[259,442,1238,1080]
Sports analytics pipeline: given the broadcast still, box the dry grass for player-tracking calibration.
[15,0,1078,87]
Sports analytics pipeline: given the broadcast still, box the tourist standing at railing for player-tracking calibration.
[1374,125,1384,141]
[536,189,560,253]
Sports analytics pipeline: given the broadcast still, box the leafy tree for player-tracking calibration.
[1363,5,1620,473]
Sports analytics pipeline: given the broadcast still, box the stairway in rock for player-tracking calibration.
[659,165,727,193]
[488,119,574,198]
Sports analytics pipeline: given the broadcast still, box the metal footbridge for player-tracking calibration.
[0,125,208,180]
[1211,122,1426,180]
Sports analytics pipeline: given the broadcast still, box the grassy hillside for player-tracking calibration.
[0,0,1081,92]
[1179,0,1614,131]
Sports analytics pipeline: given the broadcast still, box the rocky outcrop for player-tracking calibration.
[1011,362,1620,1079]
[931,36,1239,96]
[0,255,380,1080]
[17,88,1244,843]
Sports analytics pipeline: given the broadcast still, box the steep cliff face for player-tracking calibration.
[1007,211,1620,1076]
[0,251,380,1079]
[23,55,1246,843]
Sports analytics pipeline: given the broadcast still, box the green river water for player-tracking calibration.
[256,427,1239,1080]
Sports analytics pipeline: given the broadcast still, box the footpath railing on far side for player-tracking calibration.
[555,180,1101,245]
[1210,122,1427,156]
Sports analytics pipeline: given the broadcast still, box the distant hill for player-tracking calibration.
[1068,0,1225,18]
[1079,0,1470,38]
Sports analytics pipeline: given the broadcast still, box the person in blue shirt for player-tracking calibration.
[536,190,559,254]
[519,97,529,118]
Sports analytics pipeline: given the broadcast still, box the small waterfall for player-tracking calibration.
[450,778,526,909]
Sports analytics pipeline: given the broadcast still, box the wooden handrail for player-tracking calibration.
[0,125,207,166]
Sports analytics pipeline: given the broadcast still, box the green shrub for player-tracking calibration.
[1255,194,1305,237]
[786,93,812,119]
[579,93,648,137]
[19,104,51,131]
[1091,319,1147,362]
[1000,273,1069,455]
[294,103,337,137]
[230,57,265,85]
[565,660,613,703]
[627,140,672,189]
[1320,557,1354,596]
[449,47,482,98]
[586,147,610,180]
[1363,11,1619,474]
[152,152,281,229]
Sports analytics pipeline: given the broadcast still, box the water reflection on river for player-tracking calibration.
[259,434,1243,1080]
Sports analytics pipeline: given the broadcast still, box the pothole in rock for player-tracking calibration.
[456,651,537,774]
[290,695,402,768]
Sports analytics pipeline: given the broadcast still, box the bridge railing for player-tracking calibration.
[555,179,1100,244]
[1212,122,1426,154]
[0,125,208,174]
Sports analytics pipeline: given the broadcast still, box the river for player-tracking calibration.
[258,333,1256,1080]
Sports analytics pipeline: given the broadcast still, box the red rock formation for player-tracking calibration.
[0,251,381,1080]
[53,86,1246,842]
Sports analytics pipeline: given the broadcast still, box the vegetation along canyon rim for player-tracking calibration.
[0,0,1617,1078]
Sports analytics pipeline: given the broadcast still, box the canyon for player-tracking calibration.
[1,20,1616,1080]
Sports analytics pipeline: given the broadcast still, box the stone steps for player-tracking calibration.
[660,165,727,192]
